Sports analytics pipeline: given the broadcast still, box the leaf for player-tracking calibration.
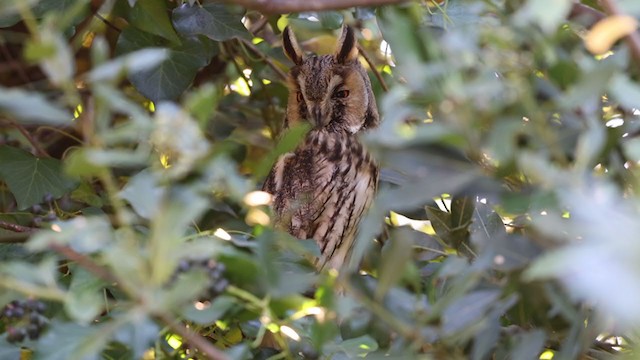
[514,0,573,34]
[129,0,180,44]
[441,290,501,335]
[87,48,169,82]
[28,216,114,254]
[149,186,209,285]
[182,295,236,324]
[0,146,77,209]
[338,335,378,357]
[0,86,71,125]
[609,73,640,110]
[33,321,108,360]
[112,315,159,358]
[375,227,414,300]
[509,330,546,360]
[64,267,105,324]
[115,27,215,101]
[172,3,251,41]
[119,169,165,219]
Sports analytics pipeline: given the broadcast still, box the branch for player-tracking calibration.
[225,0,408,14]
[0,220,37,233]
[9,120,50,158]
[157,313,230,360]
[239,38,288,80]
[598,0,640,61]
[358,44,389,92]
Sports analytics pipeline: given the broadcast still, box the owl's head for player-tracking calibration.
[282,25,379,133]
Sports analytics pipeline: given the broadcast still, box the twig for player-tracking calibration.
[9,120,50,157]
[238,38,288,80]
[224,0,408,14]
[0,43,32,86]
[157,313,230,360]
[249,16,269,34]
[598,0,640,61]
[94,13,122,33]
[49,244,119,283]
[0,220,37,233]
[357,44,389,92]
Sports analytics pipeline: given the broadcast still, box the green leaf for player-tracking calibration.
[119,169,165,219]
[182,295,236,324]
[64,148,108,178]
[0,86,71,125]
[149,186,209,285]
[337,335,378,357]
[509,330,546,360]
[0,146,77,209]
[172,3,251,41]
[28,216,114,254]
[112,316,159,359]
[319,12,343,30]
[115,27,215,101]
[87,48,169,82]
[514,0,572,34]
[34,321,109,360]
[129,0,180,44]
[376,226,413,300]
[441,290,501,335]
[64,267,105,324]
[609,73,640,110]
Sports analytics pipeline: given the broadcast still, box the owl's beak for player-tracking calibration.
[310,105,329,128]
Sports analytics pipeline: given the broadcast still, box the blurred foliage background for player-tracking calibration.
[1,0,640,359]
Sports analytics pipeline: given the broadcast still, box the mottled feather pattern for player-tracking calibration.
[263,25,379,270]
[263,130,378,269]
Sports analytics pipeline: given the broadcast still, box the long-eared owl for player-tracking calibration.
[262,25,380,270]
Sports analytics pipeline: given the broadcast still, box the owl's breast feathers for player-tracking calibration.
[263,129,378,269]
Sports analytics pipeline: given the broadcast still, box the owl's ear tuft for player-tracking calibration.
[283,26,304,65]
[334,25,359,64]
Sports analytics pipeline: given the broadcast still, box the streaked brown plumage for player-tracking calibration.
[262,25,379,270]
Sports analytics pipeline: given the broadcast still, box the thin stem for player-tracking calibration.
[157,313,230,360]
[0,220,36,233]
[9,120,50,157]
[238,38,288,80]
[358,44,389,92]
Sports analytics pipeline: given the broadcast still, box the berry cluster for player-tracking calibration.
[31,193,58,227]
[175,259,229,300]
[1,299,48,343]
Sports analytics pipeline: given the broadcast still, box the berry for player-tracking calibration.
[6,327,26,343]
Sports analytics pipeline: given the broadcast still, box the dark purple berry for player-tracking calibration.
[26,324,40,340]
[6,327,26,343]
[43,193,54,203]
[44,213,57,221]
[31,204,44,214]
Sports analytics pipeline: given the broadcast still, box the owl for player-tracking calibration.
[262,25,380,270]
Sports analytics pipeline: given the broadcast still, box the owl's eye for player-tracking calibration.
[333,89,350,99]
[296,91,304,102]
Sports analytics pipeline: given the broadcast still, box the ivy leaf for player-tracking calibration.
[34,321,109,360]
[129,0,180,44]
[0,146,77,210]
[0,86,71,125]
[115,27,215,102]
[172,3,251,41]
